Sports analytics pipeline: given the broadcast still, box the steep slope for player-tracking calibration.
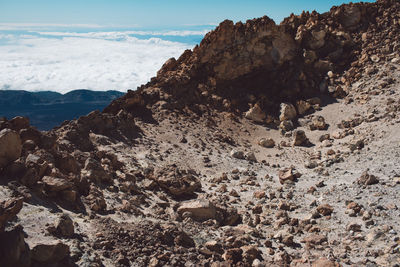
[0,1,400,267]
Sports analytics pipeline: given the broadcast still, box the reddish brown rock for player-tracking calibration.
[280,103,297,121]
[292,130,310,146]
[0,198,23,232]
[302,234,328,246]
[9,116,30,131]
[278,168,301,184]
[41,176,73,192]
[357,170,379,186]
[317,204,334,216]
[154,167,201,198]
[223,248,243,264]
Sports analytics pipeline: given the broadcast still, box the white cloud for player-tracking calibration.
[35,30,210,38]
[0,33,192,93]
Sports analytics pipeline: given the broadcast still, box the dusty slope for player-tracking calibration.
[0,0,400,267]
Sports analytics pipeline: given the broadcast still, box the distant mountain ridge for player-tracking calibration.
[0,89,124,130]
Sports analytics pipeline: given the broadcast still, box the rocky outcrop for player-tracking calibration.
[105,0,400,128]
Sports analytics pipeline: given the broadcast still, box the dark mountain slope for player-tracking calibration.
[0,90,124,130]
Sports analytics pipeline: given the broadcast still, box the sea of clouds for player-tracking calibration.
[0,27,210,93]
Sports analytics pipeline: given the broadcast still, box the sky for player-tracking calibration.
[0,1,375,93]
[0,0,375,28]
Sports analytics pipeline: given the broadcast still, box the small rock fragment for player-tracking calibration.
[357,170,379,186]
[317,204,334,216]
[259,138,275,148]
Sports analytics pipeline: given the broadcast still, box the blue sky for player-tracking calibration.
[0,0,375,28]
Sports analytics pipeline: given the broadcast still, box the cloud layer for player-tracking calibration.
[0,31,194,93]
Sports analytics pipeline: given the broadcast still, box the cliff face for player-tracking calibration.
[105,0,399,116]
[0,1,400,267]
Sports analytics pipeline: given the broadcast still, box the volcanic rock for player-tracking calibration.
[292,130,310,146]
[317,204,334,216]
[154,167,201,198]
[357,170,379,185]
[259,138,275,148]
[280,120,294,131]
[0,197,23,231]
[55,214,74,237]
[278,168,301,184]
[30,241,69,264]
[0,1,399,266]
[41,176,73,193]
[245,104,266,123]
[280,103,297,121]
[82,158,111,184]
[0,225,30,267]
[177,199,217,222]
[0,129,22,169]
[310,116,328,130]
[296,100,312,115]
[230,150,245,159]
[9,116,30,131]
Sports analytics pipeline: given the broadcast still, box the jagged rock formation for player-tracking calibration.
[105,0,399,118]
[0,0,400,266]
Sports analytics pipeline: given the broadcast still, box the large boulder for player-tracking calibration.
[9,116,30,131]
[19,127,42,145]
[30,241,69,264]
[259,138,275,148]
[310,116,328,130]
[0,129,22,169]
[279,103,297,121]
[55,214,74,237]
[292,130,310,146]
[245,104,266,123]
[177,199,217,222]
[41,176,73,192]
